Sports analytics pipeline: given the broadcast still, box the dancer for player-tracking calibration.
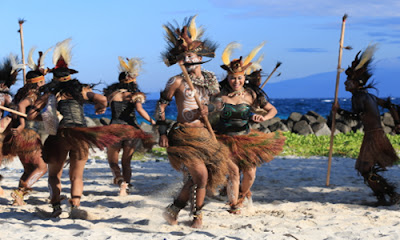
[28,39,150,218]
[158,15,229,228]
[215,42,285,214]
[0,54,22,196]
[6,48,51,205]
[104,56,155,196]
[332,44,400,206]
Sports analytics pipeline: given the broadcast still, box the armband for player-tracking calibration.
[158,91,171,105]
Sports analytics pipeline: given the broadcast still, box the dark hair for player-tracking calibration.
[26,70,43,80]
[103,81,140,97]
[40,79,84,103]
[13,83,39,104]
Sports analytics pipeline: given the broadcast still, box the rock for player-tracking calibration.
[269,121,289,132]
[288,112,302,122]
[301,115,317,124]
[335,122,351,133]
[92,118,102,126]
[382,112,395,127]
[260,117,281,129]
[383,126,392,134]
[140,122,154,133]
[292,120,313,136]
[285,119,294,131]
[85,117,97,127]
[311,122,331,136]
[100,117,111,125]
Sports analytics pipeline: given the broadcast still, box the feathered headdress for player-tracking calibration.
[161,15,217,66]
[26,46,52,84]
[51,38,78,82]
[0,54,24,88]
[345,44,377,86]
[118,56,143,83]
[221,41,265,76]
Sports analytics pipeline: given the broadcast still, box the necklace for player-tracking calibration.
[227,88,245,98]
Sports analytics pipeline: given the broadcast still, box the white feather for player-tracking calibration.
[39,47,53,70]
[27,47,37,70]
[9,54,24,74]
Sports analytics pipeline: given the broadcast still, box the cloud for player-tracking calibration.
[209,0,400,17]
[287,48,327,53]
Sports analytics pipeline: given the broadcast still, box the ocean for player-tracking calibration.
[85,97,400,125]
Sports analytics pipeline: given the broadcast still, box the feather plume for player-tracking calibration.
[53,38,72,66]
[188,15,198,41]
[118,57,142,78]
[9,54,24,74]
[243,41,266,67]
[247,53,265,74]
[39,47,52,70]
[222,42,241,66]
[27,47,37,70]
[162,25,177,46]
[355,44,377,70]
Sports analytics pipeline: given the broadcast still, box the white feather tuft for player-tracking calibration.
[9,54,24,74]
[27,47,37,70]
[355,44,378,70]
[53,38,72,66]
[39,47,53,70]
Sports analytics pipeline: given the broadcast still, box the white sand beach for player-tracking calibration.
[1,150,400,240]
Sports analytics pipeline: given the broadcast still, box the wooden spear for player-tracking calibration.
[18,18,26,84]
[0,105,27,118]
[260,62,282,89]
[179,63,217,141]
[326,14,349,186]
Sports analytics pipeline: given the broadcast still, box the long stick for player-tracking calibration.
[260,62,282,89]
[179,63,217,141]
[18,19,26,84]
[326,14,348,186]
[0,105,27,118]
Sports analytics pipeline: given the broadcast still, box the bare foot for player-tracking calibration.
[119,182,128,196]
[191,217,202,228]
[11,190,26,206]
[162,205,179,225]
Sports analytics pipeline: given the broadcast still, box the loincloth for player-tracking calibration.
[217,130,285,171]
[167,123,229,190]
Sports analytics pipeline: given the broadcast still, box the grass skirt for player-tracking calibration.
[167,124,230,191]
[0,129,42,165]
[217,130,285,170]
[356,128,399,173]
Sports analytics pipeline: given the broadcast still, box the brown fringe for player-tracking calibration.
[356,128,399,172]
[217,130,285,170]
[167,124,229,191]
[1,129,42,164]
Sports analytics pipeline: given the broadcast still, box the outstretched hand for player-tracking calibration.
[251,114,265,123]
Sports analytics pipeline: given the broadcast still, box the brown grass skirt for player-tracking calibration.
[356,128,399,173]
[217,130,285,170]
[1,129,42,165]
[167,124,229,191]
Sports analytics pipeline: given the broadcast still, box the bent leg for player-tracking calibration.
[227,160,240,212]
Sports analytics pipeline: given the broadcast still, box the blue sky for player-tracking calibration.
[1,0,399,96]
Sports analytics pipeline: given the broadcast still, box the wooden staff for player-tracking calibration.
[260,62,282,89]
[179,63,217,141]
[326,14,348,186]
[0,105,27,118]
[18,19,26,84]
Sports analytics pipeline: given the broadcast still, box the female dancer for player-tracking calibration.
[29,39,149,218]
[104,57,155,196]
[215,42,285,214]
[7,48,51,205]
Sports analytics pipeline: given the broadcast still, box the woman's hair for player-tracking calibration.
[13,83,39,104]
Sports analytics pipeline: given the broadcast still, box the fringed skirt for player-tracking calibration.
[217,130,285,171]
[356,128,399,173]
[167,123,230,191]
[43,124,152,163]
[1,129,42,165]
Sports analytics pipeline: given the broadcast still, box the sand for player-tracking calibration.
[1,150,400,240]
